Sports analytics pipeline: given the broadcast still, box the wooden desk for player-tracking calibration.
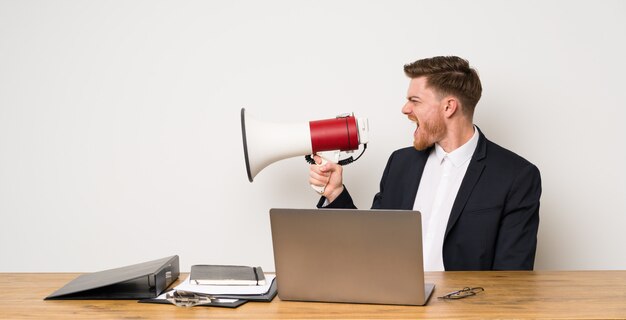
[1,271,626,319]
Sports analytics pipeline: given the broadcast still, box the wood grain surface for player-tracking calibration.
[1,271,625,319]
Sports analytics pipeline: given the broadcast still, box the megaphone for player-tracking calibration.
[240,108,369,186]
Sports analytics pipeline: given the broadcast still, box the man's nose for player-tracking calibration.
[401,102,411,114]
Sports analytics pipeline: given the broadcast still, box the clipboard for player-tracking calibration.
[45,255,180,300]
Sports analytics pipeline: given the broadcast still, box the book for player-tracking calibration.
[190,265,266,286]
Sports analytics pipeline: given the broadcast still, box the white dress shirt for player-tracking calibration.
[413,127,479,271]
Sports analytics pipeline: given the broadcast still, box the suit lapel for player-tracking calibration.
[444,129,487,239]
[401,148,430,209]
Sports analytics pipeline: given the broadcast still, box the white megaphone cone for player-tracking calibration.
[241,108,313,182]
[241,108,369,186]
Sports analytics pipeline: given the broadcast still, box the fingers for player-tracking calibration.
[311,155,333,173]
[308,155,344,199]
[309,164,330,186]
[313,155,332,172]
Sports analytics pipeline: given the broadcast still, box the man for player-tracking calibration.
[309,56,541,271]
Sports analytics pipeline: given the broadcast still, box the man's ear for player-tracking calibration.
[443,97,460,118]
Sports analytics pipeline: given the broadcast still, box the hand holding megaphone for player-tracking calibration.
[241,108,369,191]
[309,153,343,198]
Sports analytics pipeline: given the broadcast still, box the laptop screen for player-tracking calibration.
[269,208,434,305]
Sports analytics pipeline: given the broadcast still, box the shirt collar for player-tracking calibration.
[434,126,479,167]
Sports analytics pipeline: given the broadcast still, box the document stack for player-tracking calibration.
[140,264,277,308]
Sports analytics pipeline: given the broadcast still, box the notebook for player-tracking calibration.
[269,208,435,306]
[190,265,266,286]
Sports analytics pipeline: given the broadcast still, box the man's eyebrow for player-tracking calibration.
[407,95,421,101]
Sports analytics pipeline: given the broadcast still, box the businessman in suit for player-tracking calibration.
[310,56,541,271]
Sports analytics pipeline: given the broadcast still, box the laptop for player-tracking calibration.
[269,208,435,306]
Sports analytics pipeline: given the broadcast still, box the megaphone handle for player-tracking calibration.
[310,151,340,195]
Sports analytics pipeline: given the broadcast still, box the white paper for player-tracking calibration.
[174,274,276,295]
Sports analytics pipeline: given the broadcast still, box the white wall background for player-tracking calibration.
[1,0,625,272]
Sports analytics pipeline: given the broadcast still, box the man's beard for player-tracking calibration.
[412,114,446,151]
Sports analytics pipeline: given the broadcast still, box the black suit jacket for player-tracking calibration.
[318,129,541,271]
